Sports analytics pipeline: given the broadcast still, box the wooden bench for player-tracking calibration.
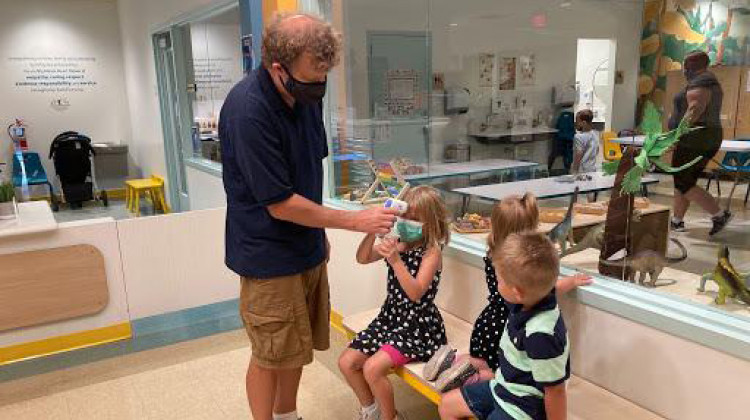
[343,308,471,404]
[343,308,663,419]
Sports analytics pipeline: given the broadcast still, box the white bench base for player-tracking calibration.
[342,308,662,419]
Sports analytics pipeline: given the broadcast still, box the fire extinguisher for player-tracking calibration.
[8,119,28,151]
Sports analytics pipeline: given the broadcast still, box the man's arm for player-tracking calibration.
[226,115,397,236]
[267,194,397,235]
[685,86,710,125]
[544,383,567,420]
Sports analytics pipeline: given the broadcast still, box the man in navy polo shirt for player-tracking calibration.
[219,13,397,420]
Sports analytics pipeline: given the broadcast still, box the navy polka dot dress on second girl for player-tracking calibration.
[349,246,447,362]
[469,256,509,371]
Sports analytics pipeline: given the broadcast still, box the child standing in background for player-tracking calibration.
[339,186,451,420]
[424,193,590,392]
[571,109,600,175]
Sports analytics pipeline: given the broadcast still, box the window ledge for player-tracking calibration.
[185,157,223,178]
[324,198,750,363]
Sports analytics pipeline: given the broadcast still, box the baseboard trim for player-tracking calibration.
[0,323,132,367]
[0,299,242,382]
[1,302,357,382]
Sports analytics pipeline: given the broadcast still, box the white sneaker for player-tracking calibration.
[358,407,380,420]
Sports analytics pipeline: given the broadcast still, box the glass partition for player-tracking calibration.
[188,6,243,164]
[308,0,750,325]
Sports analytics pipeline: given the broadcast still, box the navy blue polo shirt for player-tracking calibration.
[219,67,328,278]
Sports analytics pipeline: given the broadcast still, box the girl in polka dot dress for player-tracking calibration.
[424,193,592,393]
[339,186,451,420]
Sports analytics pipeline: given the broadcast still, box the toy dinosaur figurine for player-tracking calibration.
[698,246,750,306]
[548,187,578,255]
[599,238,688,287]
[562,222,604,257]
[698,271,750,292]
[562,211,644,257]
[603,101,700,194]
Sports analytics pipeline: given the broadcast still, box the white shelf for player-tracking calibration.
[0,201,58,239]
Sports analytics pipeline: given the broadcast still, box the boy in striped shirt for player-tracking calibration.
[439,232,569,420]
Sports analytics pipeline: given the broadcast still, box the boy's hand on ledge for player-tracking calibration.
[557,273,593,294]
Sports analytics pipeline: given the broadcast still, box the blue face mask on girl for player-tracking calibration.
[396,218,423,243]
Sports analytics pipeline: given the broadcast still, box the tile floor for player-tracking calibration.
[0,330,438,420]
[0,328,664,420]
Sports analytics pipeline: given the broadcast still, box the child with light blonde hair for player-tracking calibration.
[339,186,451,420]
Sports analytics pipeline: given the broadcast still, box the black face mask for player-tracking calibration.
[281,64,327,105]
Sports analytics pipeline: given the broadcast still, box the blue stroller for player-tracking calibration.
[12,151,59,211]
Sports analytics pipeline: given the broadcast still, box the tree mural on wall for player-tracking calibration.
[637,0,748,122]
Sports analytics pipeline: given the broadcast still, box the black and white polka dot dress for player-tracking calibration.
[469,256,509,371]
[349,246,447,362]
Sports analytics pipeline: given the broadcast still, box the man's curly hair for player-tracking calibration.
[262,13,342,71]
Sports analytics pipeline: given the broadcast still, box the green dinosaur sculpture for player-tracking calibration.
[603,101,701,194]
[698,271,750,294]
[698,246,750,306]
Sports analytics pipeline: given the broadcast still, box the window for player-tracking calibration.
[188,7,243,164]
[309,0,750,332]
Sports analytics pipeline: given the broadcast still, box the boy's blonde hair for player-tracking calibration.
[492,232,559,298]
[487,193,539,255]
[402,186,450,249]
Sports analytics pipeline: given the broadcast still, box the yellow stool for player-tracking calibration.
[125,175,171,216]
[601,130,623,161]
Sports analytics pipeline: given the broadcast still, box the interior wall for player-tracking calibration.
[189,19,243,123]
[342,0,642,132]
[117,208,236,319]
[185,166,227,210]
[0,218,130,348]
[116,0,231,185]
[0,0,131,189]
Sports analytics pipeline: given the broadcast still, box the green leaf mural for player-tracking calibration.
[637,0,742,120]
[706,22,727,39]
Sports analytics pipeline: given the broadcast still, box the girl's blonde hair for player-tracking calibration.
[487,192,539,254]
[401,186,450,249]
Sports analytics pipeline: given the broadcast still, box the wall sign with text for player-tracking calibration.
[7,56,99,93]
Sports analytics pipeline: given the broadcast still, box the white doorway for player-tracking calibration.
[576,39,617,130]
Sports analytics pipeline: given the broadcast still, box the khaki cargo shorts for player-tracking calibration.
[239,262,330,370]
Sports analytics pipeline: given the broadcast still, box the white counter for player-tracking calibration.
[0,201,58,239]
[612,136,750,153]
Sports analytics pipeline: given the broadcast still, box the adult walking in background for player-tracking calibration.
[220,14,397,420]
[668,50,732,236]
